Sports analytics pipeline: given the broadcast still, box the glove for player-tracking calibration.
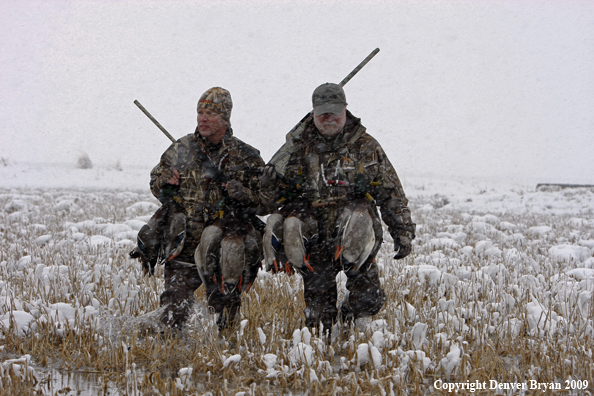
[155,168,180,203]
[225,180,249,202]
[156,168,180,189]
[259,165,277,188]
[393,235,412,259]
[276,171,305,202]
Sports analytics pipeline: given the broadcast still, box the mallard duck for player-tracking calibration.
[263,213,286,273]
[282,204,318,274]
[332,201,375,272]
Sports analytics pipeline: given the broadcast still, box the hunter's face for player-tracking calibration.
[197,108,227,143]
[313,107,347,139]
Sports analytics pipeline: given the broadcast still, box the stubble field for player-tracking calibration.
[1,183,594,395]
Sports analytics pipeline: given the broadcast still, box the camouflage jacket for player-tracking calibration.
[150,128,270,223]
[266,111,415,242]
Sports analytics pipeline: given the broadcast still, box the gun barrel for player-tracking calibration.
[268,48,381,173]
[338,48,380,87]
[134,100,176,143]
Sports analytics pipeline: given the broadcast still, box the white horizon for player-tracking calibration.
[2,0,593,186]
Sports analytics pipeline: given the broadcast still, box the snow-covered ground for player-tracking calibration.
[1,161,593,394]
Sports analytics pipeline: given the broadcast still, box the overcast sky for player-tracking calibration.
[1,0,593,186]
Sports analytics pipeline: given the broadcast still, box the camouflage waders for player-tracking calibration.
[300,215,386,333]
[148,122,269,329]
[160,260,203,327]
[263,109,415,335]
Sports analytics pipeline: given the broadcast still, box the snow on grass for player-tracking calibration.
[1,178,594,394]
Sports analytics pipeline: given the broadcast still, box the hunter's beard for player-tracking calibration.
[315,119,345,139]
[317,122,340,137]
[313,107,347,138]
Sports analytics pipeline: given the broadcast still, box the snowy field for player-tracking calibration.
[1,162,594,395]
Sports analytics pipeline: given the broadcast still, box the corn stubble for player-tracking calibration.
[1,188,593,395]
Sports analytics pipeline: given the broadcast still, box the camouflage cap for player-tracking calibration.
[312,83,347,115]
[197,87,233,122]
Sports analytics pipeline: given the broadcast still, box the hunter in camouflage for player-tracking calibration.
[147,87,271,330]
[260,83,416,336]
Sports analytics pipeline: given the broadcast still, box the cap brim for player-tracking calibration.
[313,103,345,115]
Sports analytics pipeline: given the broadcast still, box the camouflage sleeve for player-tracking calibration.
[268,114,308,177]
[258,116,310,211]
[256,166,283,214]
[258,142,308,214]
[234,142,277,216]
[372,144,416,241]
[242,155,265,208]
[149,164,161,199]
[257,180,281,215]
[149,142,179,199]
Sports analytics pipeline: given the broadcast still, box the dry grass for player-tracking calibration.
[1,187,593,395]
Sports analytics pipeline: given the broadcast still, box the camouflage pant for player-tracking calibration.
[201,277,242,330]
[159,259,244,329]
[300,236,386,333]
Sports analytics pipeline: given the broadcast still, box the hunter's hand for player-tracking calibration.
[225,180,249,202]
[259,165,277,188]
[158,168,180,188]
[393,235,412,260]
